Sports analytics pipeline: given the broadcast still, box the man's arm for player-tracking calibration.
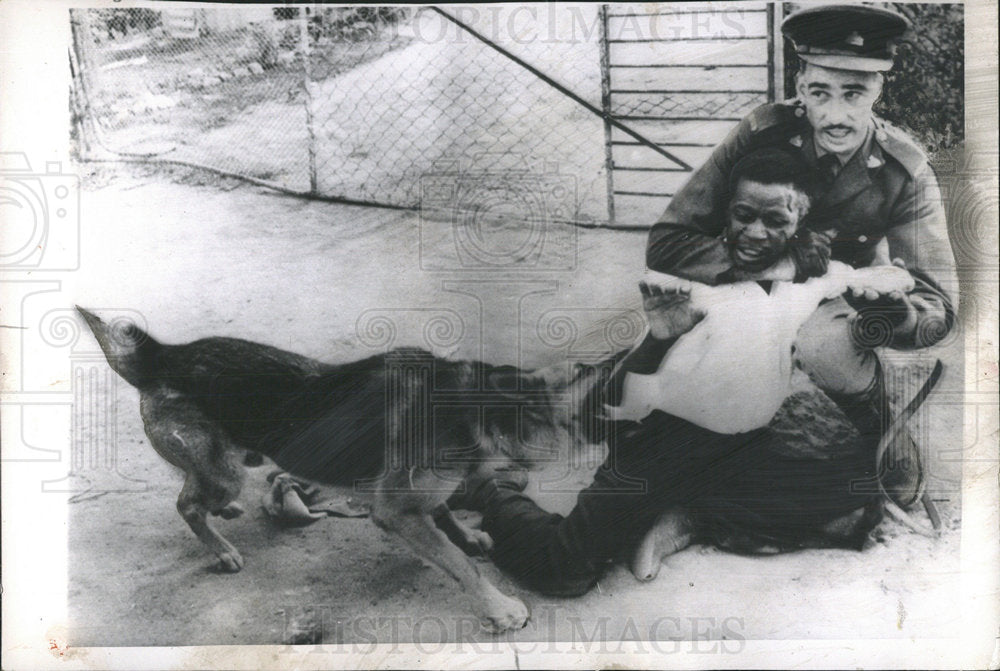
[881,163,958,348]
[645,109,827,285]
[645,119,748,285]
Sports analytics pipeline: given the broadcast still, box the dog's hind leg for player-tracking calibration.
[141,391,246,572]
[372,487,528,634]
[176,473,245,572]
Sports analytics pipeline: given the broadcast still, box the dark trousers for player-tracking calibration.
[479,411,877,597]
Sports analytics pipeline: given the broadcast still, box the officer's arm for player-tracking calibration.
[883,163,958,349]
[645,120,749,285]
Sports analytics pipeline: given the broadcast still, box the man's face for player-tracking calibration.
[796,63,882,157]
[726,179,803,270]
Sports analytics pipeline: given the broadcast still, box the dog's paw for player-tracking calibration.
[217,550,244,573]
[216,502,245,520]
[458,528,494,557]
[476,592,530,634]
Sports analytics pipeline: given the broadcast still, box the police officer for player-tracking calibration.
[646,3,957,506]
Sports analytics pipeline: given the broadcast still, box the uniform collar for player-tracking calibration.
[796,122,879,207]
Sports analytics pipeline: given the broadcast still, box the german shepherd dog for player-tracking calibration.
[77,307,607,633]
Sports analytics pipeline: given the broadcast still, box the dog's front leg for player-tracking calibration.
[433,504,493,556]
[372,495,528,634]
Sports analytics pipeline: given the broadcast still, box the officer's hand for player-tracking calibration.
[844,262,915,297]
[848,258,920,348]
[640,282,706,340]
[789,228,835,280]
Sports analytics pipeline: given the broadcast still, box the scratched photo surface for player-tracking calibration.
[1,1,996,668]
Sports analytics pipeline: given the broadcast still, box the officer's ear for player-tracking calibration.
[794,61,808,98]
[873,72,885,103]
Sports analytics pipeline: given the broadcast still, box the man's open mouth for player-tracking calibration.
[735,245,765,263]
[823,127,852,140]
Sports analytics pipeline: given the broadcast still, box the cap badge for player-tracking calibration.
[845,31,865,47]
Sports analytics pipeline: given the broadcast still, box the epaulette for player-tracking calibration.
[873,118,929,177]
[746,100,807,134]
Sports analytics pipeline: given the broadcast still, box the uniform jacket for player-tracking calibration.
[645,101,957,349]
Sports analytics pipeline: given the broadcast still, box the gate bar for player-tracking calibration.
[767,3,785,102]
[610,63,764,68]
[599,5,617,226]
[611,140,715,147]
[607,10,768,17]
[607,37,765,42]
[611,89,767,94]
[616,116,744,122]
[430,6,692,172]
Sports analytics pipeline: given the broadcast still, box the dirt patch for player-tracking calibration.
[67,174,965,647]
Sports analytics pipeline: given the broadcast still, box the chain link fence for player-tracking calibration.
[72,5,613,224]
[69,4,965,229]
[309,8,607,223]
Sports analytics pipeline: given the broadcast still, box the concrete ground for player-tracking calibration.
[65,164,964,648]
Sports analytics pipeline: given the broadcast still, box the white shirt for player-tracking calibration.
[606,261,912,434]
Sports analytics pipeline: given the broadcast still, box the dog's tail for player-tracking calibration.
[76,306,160,388]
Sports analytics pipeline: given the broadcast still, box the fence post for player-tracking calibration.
[69,10,96,159]
[767,3,785,102]
[299,9,319,194]
[599,5,616,227]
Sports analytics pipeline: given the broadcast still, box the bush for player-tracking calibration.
[271,6,411,43]
[92,8,161,41]
[877,3,964,155]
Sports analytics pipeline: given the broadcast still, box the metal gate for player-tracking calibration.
[599,3,783,227]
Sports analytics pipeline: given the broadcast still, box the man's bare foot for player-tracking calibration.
[639,282,706,340]
[630,508,692,582]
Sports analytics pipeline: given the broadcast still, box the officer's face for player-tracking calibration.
[726,179,804,270]
[796,63,882,156]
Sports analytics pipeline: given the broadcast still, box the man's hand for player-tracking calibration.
[844,263,915,297]
[640,282,706,340]
[788,228,835,279]
[847,258,920,348]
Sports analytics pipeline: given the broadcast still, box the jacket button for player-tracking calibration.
[858,235,868,243]
[795,107,805,117]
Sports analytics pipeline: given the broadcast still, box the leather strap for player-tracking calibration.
[876,358,944,531]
